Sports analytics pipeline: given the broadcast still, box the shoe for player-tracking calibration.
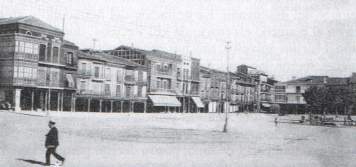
[60,158,65,166]
[44,163,51,166]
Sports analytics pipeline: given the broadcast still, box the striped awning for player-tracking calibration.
[192,97,204,108]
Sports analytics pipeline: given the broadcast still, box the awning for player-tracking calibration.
[66,74,75,88]
[262,103,271,107]
[148,95,181,107]
[192,97,204,108]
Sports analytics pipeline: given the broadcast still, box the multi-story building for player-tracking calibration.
[275,76,329,114]
[0,16,77,112]
[237,64,277,112]
[176,55,203,113]
[229,72,256,112]
[75,50,148,113]
[199,66,227,113]
[106,46,184,112]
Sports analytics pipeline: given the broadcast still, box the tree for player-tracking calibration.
[303,85,353,115]
[302,86,328,115]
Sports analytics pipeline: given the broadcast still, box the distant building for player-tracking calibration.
[75,50,147,113]
[229,72,256,112]
[274,75,353,114]
[176,55,203,113]
[107,46,203,113]
[237,64,277,112]
[199,66,227,113]
[0,16,77,111]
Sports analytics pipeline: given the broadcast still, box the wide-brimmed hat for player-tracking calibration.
[49,121,56,125]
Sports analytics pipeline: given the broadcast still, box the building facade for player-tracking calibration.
[176,55,203,113]
[0,16,77,112]
[75,50,147,113]
[275,76,328,114]
[107,46,182,112]
[237,64,277,112]
[199,66,227,113]
[229,72,256,112]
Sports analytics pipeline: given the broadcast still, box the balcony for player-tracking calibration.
[78,70,92,76]
[124,75,136,84]
[156,70,173,76]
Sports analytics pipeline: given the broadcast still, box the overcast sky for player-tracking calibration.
[1,0,356,81]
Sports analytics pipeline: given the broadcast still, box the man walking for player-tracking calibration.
[45,121,65,166]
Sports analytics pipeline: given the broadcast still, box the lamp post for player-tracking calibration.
[223,41,231,133]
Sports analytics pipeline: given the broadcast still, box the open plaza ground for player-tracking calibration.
[0,111,355,167]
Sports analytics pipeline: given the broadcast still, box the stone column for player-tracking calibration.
[144,102,147,113]
[99,99,102,112]
[48,89,51,111]
[31,89,34,111]
[57,92,60,112]
[60,91,64,112]
[88,98,91,112]
[120,101,123,113]
[131,102,135,113]
[13,89,22,111]
[110,100,113,113]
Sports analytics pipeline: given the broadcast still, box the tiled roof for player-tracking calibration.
[0,16,63,32]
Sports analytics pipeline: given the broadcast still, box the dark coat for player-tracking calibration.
[45,127,59,147]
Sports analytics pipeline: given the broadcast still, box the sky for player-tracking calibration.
[1,0,356,81]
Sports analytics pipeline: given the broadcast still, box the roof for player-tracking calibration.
[282,76,328,84]
[0,16,63,33]
[63,40,77,46]
[114,45,149,54]
[146,49,182,61]
[78,50,146,68]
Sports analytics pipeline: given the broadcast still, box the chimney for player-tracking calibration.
[292,76,296,80]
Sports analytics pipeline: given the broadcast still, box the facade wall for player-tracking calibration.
[0,18,77,111]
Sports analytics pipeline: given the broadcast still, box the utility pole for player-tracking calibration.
[62,15,65,32]
[92,38,97,50]
[223,41,231,133]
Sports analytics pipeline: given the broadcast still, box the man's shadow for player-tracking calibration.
[17,158,48,166]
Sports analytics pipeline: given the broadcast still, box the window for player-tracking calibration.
[66,52,73,65]
[116,85,121,96]
[156,80,161,89]
[105,68,111,80]
[296,96,301,103]
[117,69,122,82]
[156,64,161,71]
[52,47,59,63]
[80,63,87,74]
[296,86,301,93]
[19,42,25,53]
[80,81,86,91]
[137,86,142,97]
[138,71,143,82]
[163,80,167,89]
[94,66,100,78]
[104,84,110,96]
[39,44,46,61]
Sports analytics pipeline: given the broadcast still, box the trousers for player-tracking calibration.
[45,147,64,164]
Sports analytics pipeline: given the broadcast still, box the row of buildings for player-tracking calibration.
[275,75,356,114]
[1,16,355,114]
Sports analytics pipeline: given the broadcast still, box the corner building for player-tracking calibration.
[0,16,77,111]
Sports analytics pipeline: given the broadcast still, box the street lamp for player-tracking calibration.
[223,41,231,133]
